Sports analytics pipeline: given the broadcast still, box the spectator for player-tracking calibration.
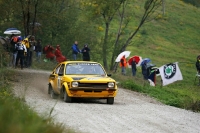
[15,36,27,69]
[22,37,30,67]
[28,36,36,67]
[9,35,18,68]
[46,45,56,61]
[131,58,137,76]
[141,60,148,80]
[35,39,42,62]
[55,45,67,63]
[81,44,90,61]
[120,55,127,75]
[196,55,200,74]
[72,41,80,60]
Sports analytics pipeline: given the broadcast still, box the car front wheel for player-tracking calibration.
[107,97,114,104]
[63,89,72,103]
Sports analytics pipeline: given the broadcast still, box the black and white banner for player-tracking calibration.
[159,62,183,86]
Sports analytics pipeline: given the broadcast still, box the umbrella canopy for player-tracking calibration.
[128,55,142,67]
[115,51,131,62]
[4,28,21,35]
[140,58,151,66]
[5,28,18,31]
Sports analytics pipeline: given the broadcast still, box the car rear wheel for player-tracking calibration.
[48,84,51,94]
[64,89,72,103]
[107,97,114,104]
[49,85,57,99]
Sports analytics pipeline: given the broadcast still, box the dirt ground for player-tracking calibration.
[12,68,200,133]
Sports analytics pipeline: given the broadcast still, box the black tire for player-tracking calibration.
[63,89,72,103]
[48,84,51,94]
[107,97,114,104]
[60,87,64,99]
[49,85,57,99]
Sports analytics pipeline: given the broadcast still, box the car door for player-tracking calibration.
[57,64,65,92]
[50,64,61,92]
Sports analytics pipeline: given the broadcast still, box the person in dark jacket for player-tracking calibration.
[9,35,18,68]
[35,39,42,62]
[81,44,90,61]
[141,61,148,80]
[131,58,137,76]
[72,41,80,60]
[196,56,200,74]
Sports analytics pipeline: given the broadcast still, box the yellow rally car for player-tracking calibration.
[48,61,117,104]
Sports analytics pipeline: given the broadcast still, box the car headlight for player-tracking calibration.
[108,82,114,88]
[72,81,78,87]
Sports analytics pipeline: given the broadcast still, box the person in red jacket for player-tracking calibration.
[55,45,67,63]
[120,55,127,75]
[45,45,55,61]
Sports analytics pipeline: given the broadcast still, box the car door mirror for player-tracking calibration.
[58,73,63,76]
[107,74,112,77]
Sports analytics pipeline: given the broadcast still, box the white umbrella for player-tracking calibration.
[115,51,131,62]
[4,30,21,35]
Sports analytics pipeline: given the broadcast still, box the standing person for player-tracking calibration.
[29,36,36,67]
[22,37,30,67]
[120,55,127,75]
[15,37,27,69]
[9,35,18,68]
[55,45,67,63]
[196,56,200,74]
[81,44,90,61]
[131,58,137,76]
[35,39,42,62]
[141,60,148,80]
[72,41,80,60]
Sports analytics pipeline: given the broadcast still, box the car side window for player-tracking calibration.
[58,64,65,75]
[54,64,61,74]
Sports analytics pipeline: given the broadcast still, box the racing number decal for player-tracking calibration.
[87,77,101,80]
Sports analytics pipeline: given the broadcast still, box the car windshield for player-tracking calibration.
[65,63,106,75]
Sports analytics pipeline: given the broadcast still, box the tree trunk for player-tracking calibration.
[162,0,165,16]
[110,1,126,70]
[102,22,109,70]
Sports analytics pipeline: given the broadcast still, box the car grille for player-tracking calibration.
[79,83,108,88]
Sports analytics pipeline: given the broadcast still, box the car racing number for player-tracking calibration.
[87,77,101,80]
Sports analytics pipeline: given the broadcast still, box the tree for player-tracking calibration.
[82,0,126,69]
[111,0,162,71]
[17,0,41,36]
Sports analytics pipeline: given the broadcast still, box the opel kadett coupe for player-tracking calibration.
[48,61,117,104]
